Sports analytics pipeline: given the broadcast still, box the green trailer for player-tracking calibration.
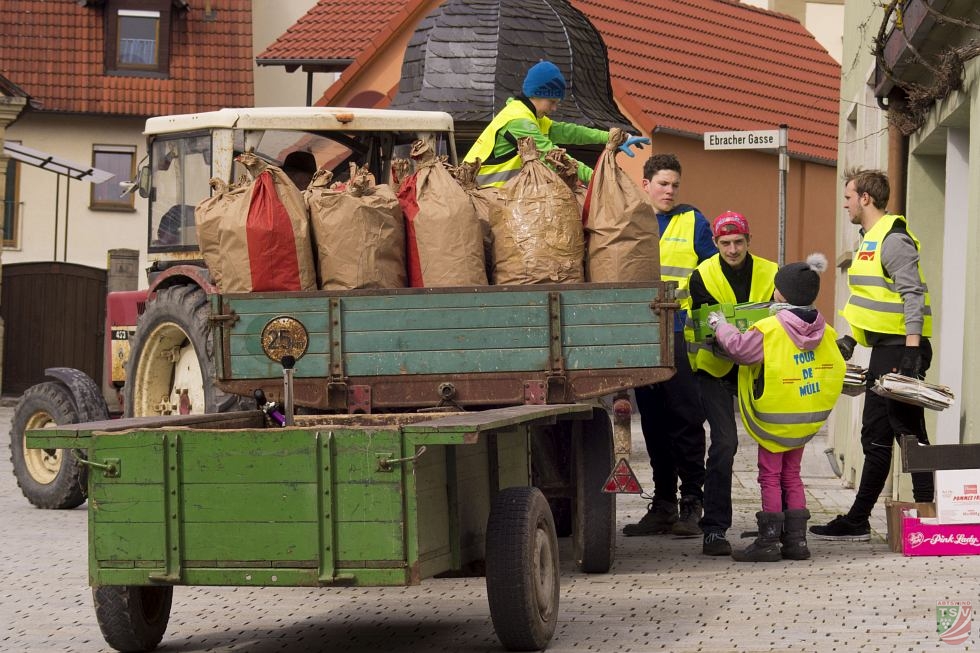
[27,281,676,652]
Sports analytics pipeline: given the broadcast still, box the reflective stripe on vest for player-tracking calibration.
[736,316,845,453]
[463,99,552,188]
[688,254,778,377]
[660,210,698,305]
[841,215,932,346]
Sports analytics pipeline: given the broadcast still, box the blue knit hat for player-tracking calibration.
[522,61,566,100]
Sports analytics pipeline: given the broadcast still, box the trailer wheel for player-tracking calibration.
[124,284,238,417]
[486,486,559,651]
[573,407,616,573]
[94,585,172,652]
[8,382,87,509]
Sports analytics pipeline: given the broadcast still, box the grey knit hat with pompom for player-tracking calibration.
[774,253,828,306]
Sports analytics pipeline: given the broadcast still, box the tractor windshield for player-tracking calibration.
[148,132,211,253]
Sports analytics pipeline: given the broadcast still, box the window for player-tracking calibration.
[3,156,19,249]
[105,0,172,76]
[91,145,136,211]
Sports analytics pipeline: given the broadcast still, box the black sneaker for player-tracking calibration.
[703,531,732,556]
[809,514,870,541]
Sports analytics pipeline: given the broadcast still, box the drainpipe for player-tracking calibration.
[885,90,909,214]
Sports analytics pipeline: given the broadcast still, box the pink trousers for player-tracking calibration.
[757,445,806,512]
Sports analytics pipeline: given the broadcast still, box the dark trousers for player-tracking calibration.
[697,373,738,534]
[635,330,706,502]
[848,341,934,521]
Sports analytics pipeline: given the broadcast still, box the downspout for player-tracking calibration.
[885,90,909,215]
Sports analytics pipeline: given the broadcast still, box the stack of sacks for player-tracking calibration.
[490,137,584,284]
[583,128,661,282]
[395,139,487,287]
[305,163,407,290]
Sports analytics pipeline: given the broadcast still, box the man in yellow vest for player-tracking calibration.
[687,211,777,555]
[623,153,716,537]
[810,168,934,541]
[463,60,648,187]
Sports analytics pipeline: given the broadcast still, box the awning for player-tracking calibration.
[3,141,115,183]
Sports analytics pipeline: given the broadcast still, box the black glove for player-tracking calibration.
[836,335,856,361]
[898,345,922,378]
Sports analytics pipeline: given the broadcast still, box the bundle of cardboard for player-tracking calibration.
[871,372,955,410]
[842,363,867,396]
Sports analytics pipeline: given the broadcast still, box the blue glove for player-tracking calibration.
[618,135,650,158]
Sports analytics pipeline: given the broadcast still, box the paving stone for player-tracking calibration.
[0,405,976,651]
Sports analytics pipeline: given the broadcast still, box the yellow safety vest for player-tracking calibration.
[689,254,778,377]
[738,316,845,453]
[659,210,699,309]
[841,214,932,346]
[464,99,553,188]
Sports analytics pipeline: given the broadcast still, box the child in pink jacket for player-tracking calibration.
[706,253,845,561]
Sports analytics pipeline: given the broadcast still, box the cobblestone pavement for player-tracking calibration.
[1,403,976,652]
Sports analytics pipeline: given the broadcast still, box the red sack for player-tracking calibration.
[214,152,317,293]
[246,171,304,291]
[396,173,425,287]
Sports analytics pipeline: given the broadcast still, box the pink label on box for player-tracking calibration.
[903,517,980,556]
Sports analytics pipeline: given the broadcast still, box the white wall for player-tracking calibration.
[4,114,149,278]
[740,0,844,63]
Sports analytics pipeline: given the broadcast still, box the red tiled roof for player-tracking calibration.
[257,0,419,65]
[264,0,839,162]
[577,0,840,162]
[0,1,253,116]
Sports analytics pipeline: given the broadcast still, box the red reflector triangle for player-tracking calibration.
[601,458,644,494]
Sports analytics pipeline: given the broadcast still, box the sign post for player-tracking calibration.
[704,127,789,264]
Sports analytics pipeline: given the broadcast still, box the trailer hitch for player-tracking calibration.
[377,446,427,472]
[74,451,121,478]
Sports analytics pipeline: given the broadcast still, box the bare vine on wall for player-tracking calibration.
[873,0,980,135]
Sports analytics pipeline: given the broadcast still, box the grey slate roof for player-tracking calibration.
[389,0,636,135]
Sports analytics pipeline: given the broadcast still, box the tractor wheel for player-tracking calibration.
[8,382,88,509]
[486,486,560,651]
[94,585,172,652]
[573,407,616,574]
[124,284,238,417]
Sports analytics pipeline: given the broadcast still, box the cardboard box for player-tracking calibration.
[885,499,935,552]
[690,302,772,343]
[902,516,980,556]
[936,469,980,524]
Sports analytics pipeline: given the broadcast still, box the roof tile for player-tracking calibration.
[0,0,253,116]
[265,0,840,162]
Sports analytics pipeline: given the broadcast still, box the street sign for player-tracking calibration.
[703,126,790,264]
[703,129,781,150]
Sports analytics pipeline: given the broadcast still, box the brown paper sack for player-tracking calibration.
[583,128,661,282]
[306,163,406,290]
[216,152,317,293]
[452,159,497,283]
[545,147,587,219]
[491,137,584,284]
[194,176,250,288]
[402,140,487,287]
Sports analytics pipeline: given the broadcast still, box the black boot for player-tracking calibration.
[732,511,783,562]
[781,509,811,560]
